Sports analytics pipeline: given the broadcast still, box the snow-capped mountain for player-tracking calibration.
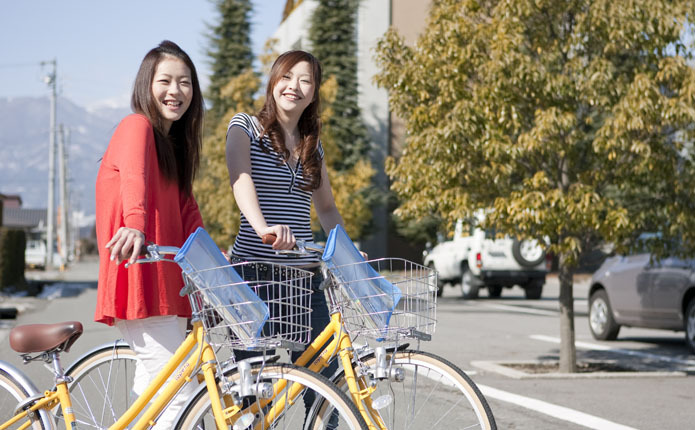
[0,96,129,216]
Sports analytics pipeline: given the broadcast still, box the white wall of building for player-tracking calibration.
[272,0,391,256]
[272,0,318,52]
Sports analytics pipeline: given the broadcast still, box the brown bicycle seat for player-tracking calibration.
[9,321,83,354]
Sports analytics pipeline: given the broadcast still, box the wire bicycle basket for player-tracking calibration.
[186,261,313,351]
[328,257,437,342]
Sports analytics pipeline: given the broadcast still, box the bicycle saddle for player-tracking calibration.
[9,321,83,354]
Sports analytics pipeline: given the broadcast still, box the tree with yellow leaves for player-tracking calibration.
[375,0,695,372]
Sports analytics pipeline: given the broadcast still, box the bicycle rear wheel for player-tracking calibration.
[57,343,137,429]
[321,349,496,430]
[0,365,47,430]
[175,362,368,430]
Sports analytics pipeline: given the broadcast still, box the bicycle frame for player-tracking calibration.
[295,309,387,430]
[1,321,229,430]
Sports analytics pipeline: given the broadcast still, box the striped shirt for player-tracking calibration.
[228,113,323,265]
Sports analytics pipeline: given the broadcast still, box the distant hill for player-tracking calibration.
[0,96,129,217]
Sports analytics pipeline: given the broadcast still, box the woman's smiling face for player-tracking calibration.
[272,60,315,117]
[151,55,193,133]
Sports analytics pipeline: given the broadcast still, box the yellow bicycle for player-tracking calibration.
[170,226,497,429]
[43,225,497,429]
[0,229,368,430]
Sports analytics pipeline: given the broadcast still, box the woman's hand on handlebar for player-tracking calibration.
[105,227,145,265]
[260,225,296,250]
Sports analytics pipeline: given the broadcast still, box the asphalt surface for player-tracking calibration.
[1,258,693,429]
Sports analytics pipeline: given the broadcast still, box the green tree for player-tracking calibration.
[309,0,370,170]
[205,0,254,123]
[195,70,260,246]
[375,0,695,372]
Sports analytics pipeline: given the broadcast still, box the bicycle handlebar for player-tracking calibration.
[124,243,181,268]
[261,234,324,255]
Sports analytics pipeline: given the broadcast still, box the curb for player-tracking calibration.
[471,359,687,379]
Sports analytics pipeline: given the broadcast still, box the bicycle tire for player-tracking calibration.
[175,362,369,430]
[0,365,47,430]
[57,343,138,429]
[317,349,497,430]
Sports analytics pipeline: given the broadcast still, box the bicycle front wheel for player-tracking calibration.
[58,343,137,429]
[323,350,496,430]
[176,362,368,430]
[0,365,48,430]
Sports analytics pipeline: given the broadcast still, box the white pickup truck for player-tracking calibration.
[25,239,64,269]
[423,222,549,299]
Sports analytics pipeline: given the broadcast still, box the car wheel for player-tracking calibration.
[461,270,480,299]
[524,280,543,299]
[487,285,502,298]
[512,238,546,267]
[589,289,620,340]
[685,297,695,354]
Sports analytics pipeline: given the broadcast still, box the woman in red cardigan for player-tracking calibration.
[94,40,204,427]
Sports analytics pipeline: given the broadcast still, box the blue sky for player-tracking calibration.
[0,0,286,109]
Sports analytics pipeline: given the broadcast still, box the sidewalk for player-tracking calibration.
[0,255,100,342]
[0,256,118,388]
[25,254,100,284]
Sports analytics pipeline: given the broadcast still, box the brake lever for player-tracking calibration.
[261,235,323,256]
[124,243,161,268]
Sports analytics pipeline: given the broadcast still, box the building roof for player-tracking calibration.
[282,0,303,21]
[2,207,46,229]
[0,193,23,208]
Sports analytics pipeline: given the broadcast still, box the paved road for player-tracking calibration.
[1,260,693,429]
[430,278,694,429]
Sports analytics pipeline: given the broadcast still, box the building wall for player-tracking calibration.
[355,1,390,258]
[272,0,430,258]
[273,0,317,52]
[391,0,431,45]
[388,0,432,159]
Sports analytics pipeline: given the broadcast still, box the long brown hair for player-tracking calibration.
[257,50,323,191]
[131,40,204,196]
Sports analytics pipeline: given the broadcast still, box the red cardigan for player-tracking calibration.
[94,114,203,326]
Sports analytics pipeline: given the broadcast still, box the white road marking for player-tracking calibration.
[530,334,695,366]
[478,384,638,430]
[479,302,559,316]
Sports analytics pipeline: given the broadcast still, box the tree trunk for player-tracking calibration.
[558,252,577,372]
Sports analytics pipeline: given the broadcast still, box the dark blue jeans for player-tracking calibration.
[231,260,338,376]
[231,260,340,423]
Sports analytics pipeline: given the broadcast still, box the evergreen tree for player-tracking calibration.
[195,0,255,246]
[309,0,369,171]
[205,0,254,123]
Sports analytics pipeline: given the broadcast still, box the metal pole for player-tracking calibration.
[42,58,57,270]
[58,124,68,270]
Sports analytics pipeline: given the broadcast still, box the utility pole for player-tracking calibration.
[42,59,57,270]
[58,124,69,270]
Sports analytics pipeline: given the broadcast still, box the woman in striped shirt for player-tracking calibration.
[226,50,343,267]
[225,50,346,371]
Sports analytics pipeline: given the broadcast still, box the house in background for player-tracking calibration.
[0,193,69,268]
[274,0,431,259]
[0,193,45,240]
[0,194,22,209]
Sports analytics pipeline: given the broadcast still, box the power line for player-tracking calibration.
[0,61,42,69]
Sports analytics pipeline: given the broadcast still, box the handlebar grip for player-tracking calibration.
[262,234,277,245]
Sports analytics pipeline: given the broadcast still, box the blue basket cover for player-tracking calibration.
[174,227,268,341]
[322,225,402,336]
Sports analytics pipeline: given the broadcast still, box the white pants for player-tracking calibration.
[115,316,199,429]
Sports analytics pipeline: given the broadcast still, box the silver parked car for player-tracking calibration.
[588,246,695,353]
